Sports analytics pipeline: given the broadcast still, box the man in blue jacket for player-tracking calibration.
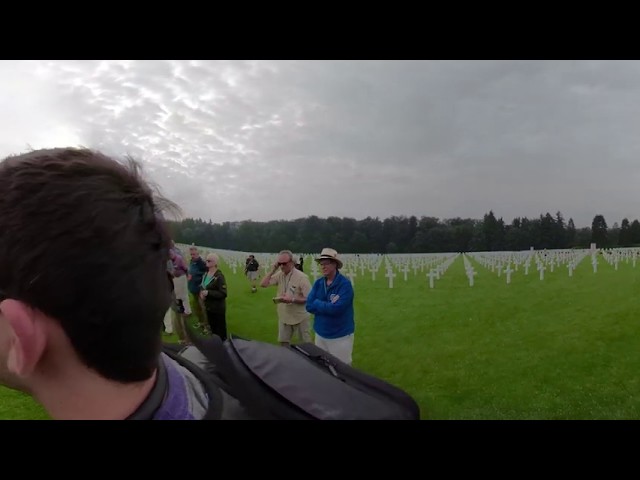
[187,245,209,333]
[305,248,355,365]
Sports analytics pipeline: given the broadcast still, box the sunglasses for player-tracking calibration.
[278,262,289,266]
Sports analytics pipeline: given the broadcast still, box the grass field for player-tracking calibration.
[2,250,640,420]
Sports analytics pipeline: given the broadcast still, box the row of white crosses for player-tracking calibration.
[339,254,385,286]
[600,248,640,270]
[462,254,478,286]
[424,254,459,289]
[385,253,459,289]
[183,245,640,288]
[316,252,459,289]
[466,248,597,283]
[466,251,530,283]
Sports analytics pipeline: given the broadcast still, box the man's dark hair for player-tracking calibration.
[0,147,180,382]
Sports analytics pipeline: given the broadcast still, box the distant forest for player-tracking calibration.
[166,211,640,254]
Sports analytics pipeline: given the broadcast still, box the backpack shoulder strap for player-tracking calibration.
[162,344,224,420]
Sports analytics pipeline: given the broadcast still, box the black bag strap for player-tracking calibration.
[183,322,242,398]
[161,344,224,420]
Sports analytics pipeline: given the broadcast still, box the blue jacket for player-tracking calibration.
[188,257,207,295]
[305,272,354,339]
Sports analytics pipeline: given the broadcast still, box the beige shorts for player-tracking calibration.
[278,318,311,343]
[247,271,258,281]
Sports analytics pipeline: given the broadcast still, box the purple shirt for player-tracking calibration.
[153,355,198,420]
[171,253,188,277]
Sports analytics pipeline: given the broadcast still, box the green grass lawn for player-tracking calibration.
[3,251,640,419]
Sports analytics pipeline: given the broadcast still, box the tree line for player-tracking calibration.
[166,211,640,254]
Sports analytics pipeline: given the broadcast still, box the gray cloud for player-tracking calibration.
[2,60,640,228]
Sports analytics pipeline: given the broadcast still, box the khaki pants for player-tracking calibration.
[278,318,311,344]
[172,310,188,343]
[189,292,207,327]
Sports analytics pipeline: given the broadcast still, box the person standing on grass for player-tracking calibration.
[200,253,228,341]
[187,246,209,334]
[261,249,312,346]
[244,254,260,293]
[305,248,355,365]
[168,247,192,344]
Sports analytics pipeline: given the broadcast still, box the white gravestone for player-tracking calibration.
[466,267,476,287]
[346,270,356,288]
[402,265,410,281]
[427,269,437,289]
[311,261,320,281]
[504,264,513,284]
[385,269,396,289]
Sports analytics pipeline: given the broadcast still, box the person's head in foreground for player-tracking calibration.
[0,147,218,420]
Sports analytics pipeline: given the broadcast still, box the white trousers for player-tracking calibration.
[164,275,192,334]
[314,333,354,365]
[172,275,192,315]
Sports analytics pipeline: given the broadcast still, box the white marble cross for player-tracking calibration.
[385,269,396,288]
[369,267,376,282]
[466,267,477,287]
[311,261,320,281]
[538,264,545,281]
[427,269,437,289]
[504,264,514,284]
[346,270,356,287]
[402,264,410,281]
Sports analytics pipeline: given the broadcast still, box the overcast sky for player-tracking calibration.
[2,60,639,228]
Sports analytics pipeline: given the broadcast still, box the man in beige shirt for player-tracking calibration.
[260,249,312,346]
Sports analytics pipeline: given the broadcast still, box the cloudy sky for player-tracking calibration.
[1,60,639,228]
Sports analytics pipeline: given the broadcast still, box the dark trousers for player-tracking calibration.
[206,307,227,341]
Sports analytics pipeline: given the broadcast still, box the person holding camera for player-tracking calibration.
[260,250,311,346]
